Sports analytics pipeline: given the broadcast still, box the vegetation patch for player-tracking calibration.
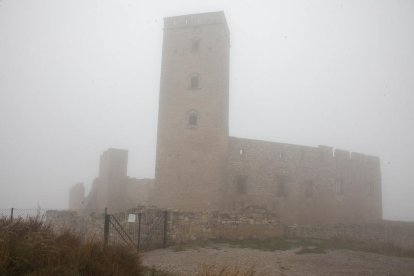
[0,217,142,275]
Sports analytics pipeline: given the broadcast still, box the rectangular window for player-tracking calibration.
[192,40,200,52]
[188,112,198,126]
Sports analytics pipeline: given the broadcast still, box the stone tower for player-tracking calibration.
[152,12,230,211]
[84,148,128,212]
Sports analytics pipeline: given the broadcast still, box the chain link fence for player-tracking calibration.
[0,208,46,220]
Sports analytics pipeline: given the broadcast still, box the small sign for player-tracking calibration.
[128,214,136,223]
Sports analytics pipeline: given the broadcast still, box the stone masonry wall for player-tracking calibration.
[167,206,284,244]
[287,220,414,251]
[227,137,382,224]
[152,11,230,212]
[46,208,414,252]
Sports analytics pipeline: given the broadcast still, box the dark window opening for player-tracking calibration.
[190,75,199,90]
[236,175,247,194]
[192,40,200,52]
[188,111,198,126]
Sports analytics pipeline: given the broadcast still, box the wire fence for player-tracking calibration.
[0,208,46,220]
[0,207,169,250]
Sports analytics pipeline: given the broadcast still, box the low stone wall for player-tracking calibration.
[287,220,414,251]
[45,207,284,245]
[167,207,284,243]
[45,208,414,253]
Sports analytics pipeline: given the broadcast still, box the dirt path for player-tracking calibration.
[142,244,414,275]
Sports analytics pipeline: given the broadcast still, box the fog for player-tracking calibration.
[0,0,413,221]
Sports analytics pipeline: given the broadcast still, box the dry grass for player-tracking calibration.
[0,217,142,275]
[198,264,258,276]
[141,264,259,276]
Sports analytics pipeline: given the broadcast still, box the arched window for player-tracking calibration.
[186,110,199,128]
[191,37,200,52]
[189,73,201,90]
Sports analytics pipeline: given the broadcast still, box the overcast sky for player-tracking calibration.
[0,0,413,221]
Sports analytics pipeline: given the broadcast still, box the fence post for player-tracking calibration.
[163,210,168,248]
[10,208,14,222]
[103,208,109,247]
[137,213,141,250]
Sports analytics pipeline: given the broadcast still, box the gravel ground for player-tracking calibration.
[142,244,414,275]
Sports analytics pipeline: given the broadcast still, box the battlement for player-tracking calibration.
[164,11,229,32]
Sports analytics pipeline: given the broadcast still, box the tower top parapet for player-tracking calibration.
[164,11,229,33]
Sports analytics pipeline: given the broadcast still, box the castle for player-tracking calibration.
[70,12,382,225]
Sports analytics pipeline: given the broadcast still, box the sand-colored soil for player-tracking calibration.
[143,244,414,275]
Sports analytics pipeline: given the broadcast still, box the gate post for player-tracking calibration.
[137,213,141,250]
[163,210,168,248]
[103,208,109,247]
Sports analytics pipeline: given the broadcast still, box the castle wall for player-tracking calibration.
[287,221,414,251]
[125,178,154,207]
[84,149,129,212]
[46,208,414,254]
[227,136,382,224]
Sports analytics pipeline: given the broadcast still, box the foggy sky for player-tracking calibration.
[0,0,413,221]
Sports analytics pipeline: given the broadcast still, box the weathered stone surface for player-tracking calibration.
[46,207,414,253]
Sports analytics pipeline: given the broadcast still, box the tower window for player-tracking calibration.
[192,38,200,52]
[190,75,199,90]
[187,110,199,127]
[335,179,343,195]
[189,112,197,126]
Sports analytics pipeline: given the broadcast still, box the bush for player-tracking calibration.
[0,217,142,275]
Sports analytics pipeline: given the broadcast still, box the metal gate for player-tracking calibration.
[104,208,168,251]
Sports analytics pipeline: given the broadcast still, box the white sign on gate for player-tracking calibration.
[128,214,136,223]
